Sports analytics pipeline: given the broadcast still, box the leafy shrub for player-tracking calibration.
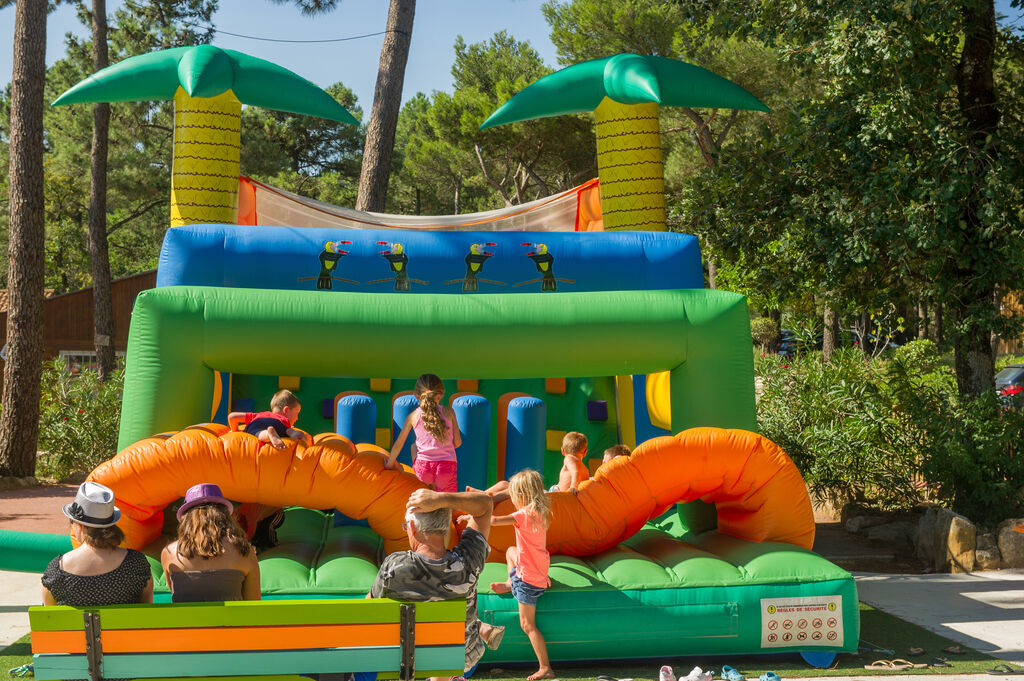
[893,338,941,372]
[887,360,1024,526]
[37,359,123,480]
[750,317,778,350]
[757,348,920,509]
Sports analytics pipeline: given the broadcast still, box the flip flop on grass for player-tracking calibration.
[930,658,953,668]
[864,660,914,671]
[943,645,968,655]
[907,648,925,657]
[988,664,1024,675]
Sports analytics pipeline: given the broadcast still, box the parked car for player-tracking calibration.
[995,364,1024,405]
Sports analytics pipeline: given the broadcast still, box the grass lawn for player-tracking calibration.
[1,604,1009,681]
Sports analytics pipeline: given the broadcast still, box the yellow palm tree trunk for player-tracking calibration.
[594,97,666,231]
[170,87,241,227]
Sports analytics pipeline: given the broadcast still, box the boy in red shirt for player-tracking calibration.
[229,389,311,450]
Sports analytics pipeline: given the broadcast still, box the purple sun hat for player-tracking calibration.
[176,483,234,520]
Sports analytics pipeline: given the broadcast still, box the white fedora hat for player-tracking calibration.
[62,481,121,528]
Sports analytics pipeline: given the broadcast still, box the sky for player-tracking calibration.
[0,0,560,114]
[1,0,1022,115]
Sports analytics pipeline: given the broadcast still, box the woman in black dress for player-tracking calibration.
[41,482,153,606]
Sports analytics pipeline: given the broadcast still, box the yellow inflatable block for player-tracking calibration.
[375,427,392,449]
[646,370,671,431]
[369,378,392,392]
[457,379,479,392]
[278,376,300,391]
[546,429,567,452]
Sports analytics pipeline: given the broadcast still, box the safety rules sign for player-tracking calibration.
[760,595,843,648]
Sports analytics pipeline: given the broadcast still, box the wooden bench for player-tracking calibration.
[29,599,466,681]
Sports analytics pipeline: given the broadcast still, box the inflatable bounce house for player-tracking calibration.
[2,47,858,666]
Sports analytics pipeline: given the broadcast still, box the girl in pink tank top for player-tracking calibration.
[384,374,461,492]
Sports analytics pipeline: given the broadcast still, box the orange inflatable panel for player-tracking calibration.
[89,425,813,557]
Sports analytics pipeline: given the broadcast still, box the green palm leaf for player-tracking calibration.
[481,53,768,129]
[53,45,359,125]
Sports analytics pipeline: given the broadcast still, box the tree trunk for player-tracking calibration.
[0,0,47,478]
[855,311,869,356]
[355,0,415,212]
[822,297,838,362]
[707,256,717,289]
[89,0,116,381]
[934,303,944,345]
[917,302,928,340]
[953,0,1000,396]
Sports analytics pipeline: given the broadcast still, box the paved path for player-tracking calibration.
[855,571,1024,666]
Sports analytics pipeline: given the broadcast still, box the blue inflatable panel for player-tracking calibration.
[391,394,419,468]
[452,394,490,491]
[334,393,376,445]
[505,396,546,476]
[157,225,704,293]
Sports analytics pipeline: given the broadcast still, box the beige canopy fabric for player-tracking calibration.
[237,176,604,231]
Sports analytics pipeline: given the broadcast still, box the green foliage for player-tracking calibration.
[387,32,596,215]
[893,339,941,373]
[888,360,1024,526]
[37,359,123,480]
[750,317,778,350]
[757,349,921,509]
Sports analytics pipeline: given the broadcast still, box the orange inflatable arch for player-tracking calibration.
[89,425,814,557]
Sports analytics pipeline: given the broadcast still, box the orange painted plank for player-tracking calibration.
[32,621,464,654]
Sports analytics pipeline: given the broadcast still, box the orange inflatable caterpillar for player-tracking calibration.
[88,425,814,557]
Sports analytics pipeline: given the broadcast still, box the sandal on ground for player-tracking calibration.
[660,666,677,681]
[988,664,1024,675]
[943,645,967,655]
[596,676,619,681]
[721,666,745,681]
[864,660,911,671]
[482,625,505,650]
[892,659,928,669]
[930,658,952,668]
[907,648,925,657]
[759,673,780,681]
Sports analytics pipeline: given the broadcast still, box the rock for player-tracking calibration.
[866,521,918,549]
[19,476,38,487]
[976,547,1003,570]
[934,508,976,573]
[0,476,36,490]
[916,506,938,566]
[997,518,1024,569]
[847,514,889,533]
[59,471,88,484]
[977,532,998,552]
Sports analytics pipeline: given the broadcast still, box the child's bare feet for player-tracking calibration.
[490,581,512,594]
[527,668,555,680]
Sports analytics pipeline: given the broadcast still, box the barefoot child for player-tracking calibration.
[385,374,462,492]
[228,389,311,450]
[490,469,554,680]
[554,431,589,493]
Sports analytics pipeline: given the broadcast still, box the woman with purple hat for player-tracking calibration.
[42,482,154,606]
[160,483,261,602]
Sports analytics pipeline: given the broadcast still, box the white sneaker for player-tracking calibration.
[660,667,676,681]
[682,668,713,681]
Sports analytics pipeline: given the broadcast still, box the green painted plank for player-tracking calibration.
[35,646,466,680]
[409,599,466,622]
[29,599,401,631]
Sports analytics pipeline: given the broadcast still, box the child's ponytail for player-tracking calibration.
[414,373,449,442]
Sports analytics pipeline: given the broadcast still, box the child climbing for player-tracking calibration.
[489,469,555,680]
[228,389,311,450]
[385,374,461,492]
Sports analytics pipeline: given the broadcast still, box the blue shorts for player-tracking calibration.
[509,567,546,607]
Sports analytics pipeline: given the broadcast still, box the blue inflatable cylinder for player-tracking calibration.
[392,394,420,467]
[334,393,376,445]
[452,394,491,491]
[505,396,546,477]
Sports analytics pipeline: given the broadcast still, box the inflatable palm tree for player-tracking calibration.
[481,53,768,231]
[54,45,359,227]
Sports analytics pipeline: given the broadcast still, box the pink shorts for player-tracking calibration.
[413,459,458,492]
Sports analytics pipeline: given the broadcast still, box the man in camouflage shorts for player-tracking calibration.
[369,489,505,678]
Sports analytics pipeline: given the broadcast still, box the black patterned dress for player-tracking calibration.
[41,549,152,606]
